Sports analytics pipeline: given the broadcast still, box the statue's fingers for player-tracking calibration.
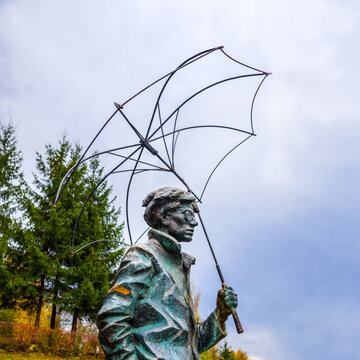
[224,285,234,294]
[225,294,236,305]
[225,290,237,301]
[225,294,238,308]
[230,293,238,301]
[224,287,237,299]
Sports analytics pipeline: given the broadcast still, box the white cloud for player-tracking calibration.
[226,326,284,360]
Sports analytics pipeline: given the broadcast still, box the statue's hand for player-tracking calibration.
[216,285,238,322]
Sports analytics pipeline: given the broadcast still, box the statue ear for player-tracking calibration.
[159,212,168,227]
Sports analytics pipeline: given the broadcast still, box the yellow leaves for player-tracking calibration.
[190,283,202,323]
[0,352,90,360]
[12,304,53,328]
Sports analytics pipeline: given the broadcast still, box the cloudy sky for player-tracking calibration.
[1,0,359,359]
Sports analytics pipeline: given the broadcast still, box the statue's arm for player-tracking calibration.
[198,310,227,353]
[198,285,238,354]
[96,247,153,360]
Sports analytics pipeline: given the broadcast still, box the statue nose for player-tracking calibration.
[191,219,198,227]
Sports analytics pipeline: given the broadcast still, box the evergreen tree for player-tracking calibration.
[219,341,235,360]
[0,122,28,307]
[20,136,124,328]
[60,156,125,333]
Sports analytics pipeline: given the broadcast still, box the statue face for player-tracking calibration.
[164,203,198,242]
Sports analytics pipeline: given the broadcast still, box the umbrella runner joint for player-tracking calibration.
[140,139,158,156]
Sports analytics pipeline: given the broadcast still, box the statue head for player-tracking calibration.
[142,187,198,242]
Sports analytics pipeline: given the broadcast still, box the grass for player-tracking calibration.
[0,350,91,360]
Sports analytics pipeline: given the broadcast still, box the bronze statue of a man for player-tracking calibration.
[97,187,238,360]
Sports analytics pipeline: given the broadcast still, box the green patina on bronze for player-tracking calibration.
[97,187,238,360]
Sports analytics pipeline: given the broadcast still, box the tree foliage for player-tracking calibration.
[219,341,235,360]
[234,349,249,360]
[0,122,28,308]
[0,122,25,228]
[0,129,125,331]
[23,136,124,328]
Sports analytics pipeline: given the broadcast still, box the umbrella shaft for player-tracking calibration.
[197,211,244,334]
[196,212,225,284]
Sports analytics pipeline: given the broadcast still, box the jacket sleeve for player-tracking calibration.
[96,247,154,360]
[198,311,227,354]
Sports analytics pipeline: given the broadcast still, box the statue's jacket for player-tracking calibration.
[97,228,226,360]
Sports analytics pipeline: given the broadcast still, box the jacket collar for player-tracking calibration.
[148,228,182,253]
[148,228,196,269]
[182,252,196,270]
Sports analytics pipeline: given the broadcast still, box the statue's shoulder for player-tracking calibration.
[113,242,155,279]
[127,240,157,256]
[118,240,158,267]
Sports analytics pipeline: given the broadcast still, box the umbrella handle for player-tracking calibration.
[231,305,244,334]
[222,283,243,334]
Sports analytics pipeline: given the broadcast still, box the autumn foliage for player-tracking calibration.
[0,322,104,358]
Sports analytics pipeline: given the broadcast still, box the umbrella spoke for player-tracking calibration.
[108,151,168,171]
[71,145,142,253]
[157,103,172,167]
[150,125,256,144]
[171,109,180,167]
[144,46,223,140]
[200,134,253,201]
[121,46,222,109]
[134,227,150,245]
[250,74,269,134]
[54,142,141,206]
[125,147,145,245]
[148,73,264,141]
[112,168,170,174]
[73,239,131,256]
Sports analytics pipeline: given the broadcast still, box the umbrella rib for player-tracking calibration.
[55,108,120,205]
[112,168,170,174]
[121,46,223,108]
[148,73,264,141]
[78,108,119,164]
[171,109,180,167]
[144,47,222,140]
[54,143,141,206]
[220,48,270,74]
[125,147,145,245]
[157,103,172,166]
[71,145,142,254]
[250,74,269,133]
[199,134,253,201]
[150,125,255,143]
[73,239,131,255]
[134,227,150,245]
[134,169,169,175]
[108,151,167,170]
[174,132,181,153]
[115,103,145,141]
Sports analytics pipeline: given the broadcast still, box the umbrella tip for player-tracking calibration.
[114,102,123,109]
